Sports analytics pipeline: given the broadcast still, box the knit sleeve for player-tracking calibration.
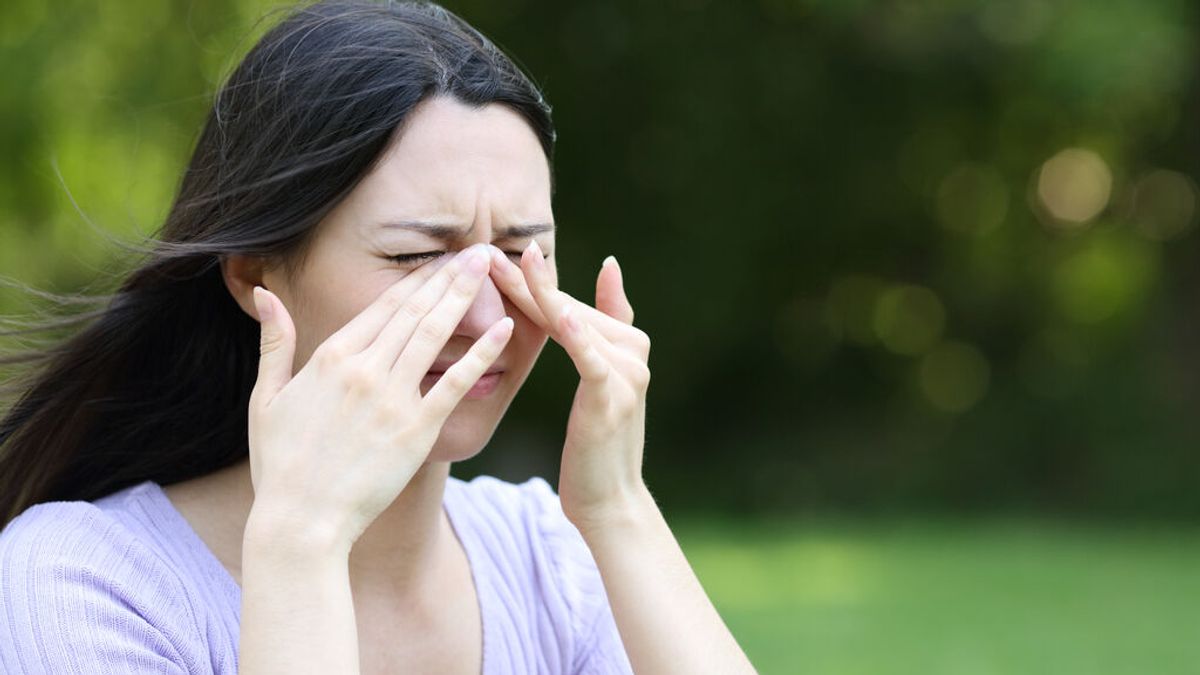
[0,502,205,674]
[521,477,634,675]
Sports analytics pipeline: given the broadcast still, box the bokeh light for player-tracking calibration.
[1035,148,1113,227]
[1132,168,1197,241]
[826,275,887,346]
[1051,232,1157,325]
[872,284,946,356]
[1056,230,1156,326]
[918,341,991,413]
[935,163,1009,235]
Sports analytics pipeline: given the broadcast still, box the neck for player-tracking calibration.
[214,458,454,595]
[347,460,454,594]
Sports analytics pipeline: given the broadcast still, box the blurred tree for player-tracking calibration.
[2,0,1198,517]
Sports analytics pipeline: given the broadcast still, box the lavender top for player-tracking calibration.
[0,474,633,674]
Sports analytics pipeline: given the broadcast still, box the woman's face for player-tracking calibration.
[261,94,555,463]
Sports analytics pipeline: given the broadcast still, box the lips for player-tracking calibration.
[421,365,505,399]
[426,362,505,376]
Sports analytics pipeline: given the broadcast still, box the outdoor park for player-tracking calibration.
[1,1,1198,672]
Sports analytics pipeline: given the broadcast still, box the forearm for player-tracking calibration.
[579,488,757,675]
[238,514,360,674]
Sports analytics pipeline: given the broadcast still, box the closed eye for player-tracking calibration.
[388,250,549,265]
[388,251,450,265]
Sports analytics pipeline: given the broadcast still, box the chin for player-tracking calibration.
[425,409,502,464]
[422,365,531,464]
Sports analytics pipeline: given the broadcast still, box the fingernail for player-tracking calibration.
[491,316,514,342]
[252,286,272,321]
[487,245,507,267]
[603,255,618,269]
[467,246,489,274]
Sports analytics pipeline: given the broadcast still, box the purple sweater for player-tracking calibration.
[0,474,633,674]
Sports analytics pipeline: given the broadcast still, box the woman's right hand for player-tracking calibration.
[243,243,511,554]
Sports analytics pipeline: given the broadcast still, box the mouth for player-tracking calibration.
[421,367,505,399]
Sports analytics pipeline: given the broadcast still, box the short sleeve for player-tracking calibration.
[520,477,634,675]
[0,502,202,674]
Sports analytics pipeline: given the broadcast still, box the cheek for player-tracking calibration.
[499,290,541,330]
[291,284,381,370]
[505,312,548,367]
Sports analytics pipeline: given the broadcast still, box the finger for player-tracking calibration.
[559,304,611,383]
[487,244,552,331]
[490,243,646,349]
[582,319,647,372]
[391,246,493,383]
[421,317,514,421]
[322,252,455,354]
[576,319,650,411]
[522,239,573,337]
[365,244,489,370]
[515,242,642,348]
[595,256,635,325]
[250,286,296,408]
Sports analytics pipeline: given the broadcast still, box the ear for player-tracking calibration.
[219,254,270,321]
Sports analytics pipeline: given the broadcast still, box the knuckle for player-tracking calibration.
[379,285,407,311]
[629,362,651,389]
[450,273,482,299]
[439,367,474,392]
[374,399,409,423]
[259,333,285,356]
[338,360,378,393]
[633,331,651,357]
[400,296,431,323]
[415,317,450,344]
[313,339,351,365]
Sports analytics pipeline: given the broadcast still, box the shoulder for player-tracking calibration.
[0,497,203,673]
[0,497,188,600]
[447,475,632,673]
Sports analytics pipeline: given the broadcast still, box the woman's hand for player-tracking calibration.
[489,244,757,674]
[246,244,512,553]
[487,241,652,534]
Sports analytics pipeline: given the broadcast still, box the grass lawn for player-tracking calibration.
[672,516,1200,674]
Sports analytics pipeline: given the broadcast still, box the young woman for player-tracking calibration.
[0,1,755,673]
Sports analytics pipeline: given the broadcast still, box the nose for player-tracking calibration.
[453,265,507,341]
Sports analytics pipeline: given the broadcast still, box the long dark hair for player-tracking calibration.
[0,0,555,527]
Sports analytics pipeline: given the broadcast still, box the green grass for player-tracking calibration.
[673,516,1200,675]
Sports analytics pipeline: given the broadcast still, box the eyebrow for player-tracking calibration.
[379,220,555,240]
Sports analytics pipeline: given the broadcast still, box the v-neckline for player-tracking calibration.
[146,477,494,674]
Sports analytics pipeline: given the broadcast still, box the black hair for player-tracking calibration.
[0,0,555,525]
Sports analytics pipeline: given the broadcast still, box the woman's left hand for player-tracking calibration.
[489,244,756,675]
[487,241,652,533]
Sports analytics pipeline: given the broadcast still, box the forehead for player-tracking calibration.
[341,95,553,232]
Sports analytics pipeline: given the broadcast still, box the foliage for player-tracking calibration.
[2,0,1199,515]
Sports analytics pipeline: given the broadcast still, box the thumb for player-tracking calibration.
[251,285,296,405]
[595,256,634,325]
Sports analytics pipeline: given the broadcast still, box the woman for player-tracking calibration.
[0,1,755,673]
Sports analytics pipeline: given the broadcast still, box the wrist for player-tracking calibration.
[244,503,353,561]
[569,482,660,543]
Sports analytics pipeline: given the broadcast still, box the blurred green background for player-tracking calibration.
[2,0,1199,672]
